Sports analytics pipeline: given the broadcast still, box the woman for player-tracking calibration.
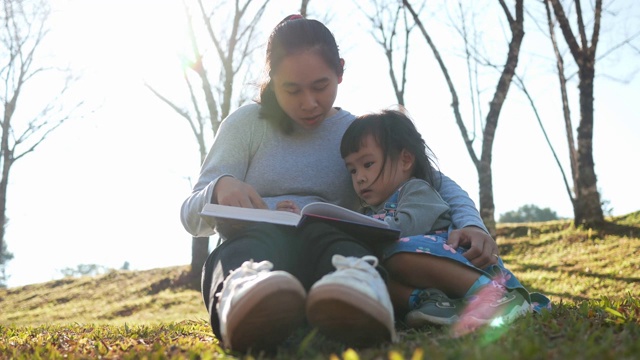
[180,15,497,352]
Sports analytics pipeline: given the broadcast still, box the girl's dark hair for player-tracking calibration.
[340,108,441,188]
[258,15,344,134]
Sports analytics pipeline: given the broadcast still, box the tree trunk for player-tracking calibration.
[189,237,209,284]
[476,0,524,237]
[574,64,604,226]
[547,0,605,227]
[0,100,14,259]
[402,0,524,237]
[478,159,496,238]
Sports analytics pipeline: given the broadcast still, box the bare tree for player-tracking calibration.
[300,0,310,17]
[357,0,417,105]
[1,0,83,263]
[543,0,605,226]
[0,237,13,288]
[403,0,525,236]
[146,0,271,282]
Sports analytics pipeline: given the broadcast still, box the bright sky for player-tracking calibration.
[4,0,639,288]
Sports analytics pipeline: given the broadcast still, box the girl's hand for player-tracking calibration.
[276,200,301,214]
[447,226,498,269]
[213,176,267,209]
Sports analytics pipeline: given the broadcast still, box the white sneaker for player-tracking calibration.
[216,260,306,352]
[306,255,397,346]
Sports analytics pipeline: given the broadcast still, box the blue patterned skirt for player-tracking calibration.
[378,230,551,313]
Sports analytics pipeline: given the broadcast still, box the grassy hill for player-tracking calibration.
[1,212,639,359]
[0,266,207,327]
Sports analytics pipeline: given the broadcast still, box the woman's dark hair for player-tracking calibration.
[258,15,344,134]
[340,108,441,188]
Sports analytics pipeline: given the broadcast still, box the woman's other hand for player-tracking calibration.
[447,226,499,269]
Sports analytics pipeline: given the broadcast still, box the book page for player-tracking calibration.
[200,204,301,227]
[300,202,390,229]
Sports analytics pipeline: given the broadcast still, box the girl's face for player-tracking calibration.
[271,50,343,130]
[343,134,414,207]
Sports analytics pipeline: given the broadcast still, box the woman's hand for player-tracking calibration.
[447,226,498,269]
[276,200,301,214]
[213,176,267,209]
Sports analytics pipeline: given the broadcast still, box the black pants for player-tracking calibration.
[201,222,376,339]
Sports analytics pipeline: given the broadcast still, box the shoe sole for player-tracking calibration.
[405,295,530,329]
[467,300,531,325]
[225,274,306,352]
[452,299,531,338]
[405,311,459,327]
[306,283,394,346]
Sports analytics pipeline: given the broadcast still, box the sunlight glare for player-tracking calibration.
[52,0,190,92]
[489,316,505,327]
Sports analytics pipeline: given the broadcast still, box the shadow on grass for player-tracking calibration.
[515,263,640,285]
[498,236,563,254]
[599,222,640,238]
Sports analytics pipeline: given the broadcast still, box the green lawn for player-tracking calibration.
[1,212,639,359]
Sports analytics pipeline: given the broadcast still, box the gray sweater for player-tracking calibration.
[180,103,488,239]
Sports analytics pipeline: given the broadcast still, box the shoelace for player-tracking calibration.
[332,254,379,270]
[465,280,507,305]
[330,255,388,302]
[217,260,273,301]
[415,289,453,307]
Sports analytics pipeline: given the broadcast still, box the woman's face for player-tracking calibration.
[271,50,343,130]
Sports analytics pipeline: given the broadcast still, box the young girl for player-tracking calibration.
[339,108,550,336]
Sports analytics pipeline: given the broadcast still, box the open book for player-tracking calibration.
[200,202,400,242]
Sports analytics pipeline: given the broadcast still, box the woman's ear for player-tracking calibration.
[338,58,345,84]
[400,149,415,172]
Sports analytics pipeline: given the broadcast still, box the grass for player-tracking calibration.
[1,212,639,359]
